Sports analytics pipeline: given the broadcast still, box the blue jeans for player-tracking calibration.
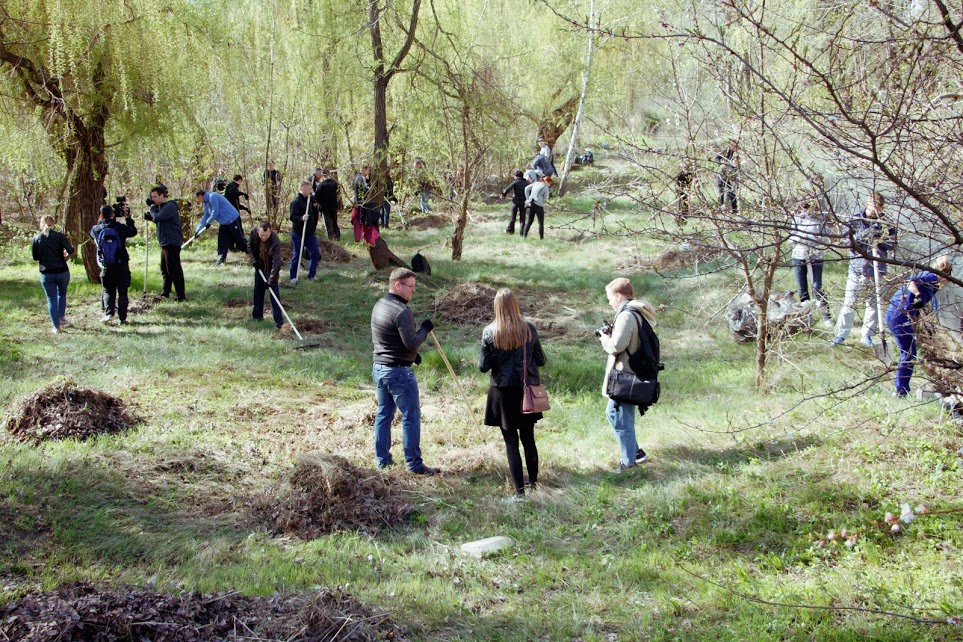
[289,233,320,280]
[792,258,827,305]
[606,397,638,467]
[40,271,70,329]
[887,311,916,396]
[419,190,432,213]
[372,364,424,470]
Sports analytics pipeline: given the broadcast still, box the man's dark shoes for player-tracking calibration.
[377,461,395,471]
[409,465,440,476]
[636,448,648,464]
[214,257,225,267]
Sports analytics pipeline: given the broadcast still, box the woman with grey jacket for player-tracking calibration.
[522,176,553,239]
[479,288,547,500]
[789,198,832,324]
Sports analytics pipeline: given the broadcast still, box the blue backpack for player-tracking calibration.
[97,226,123,267]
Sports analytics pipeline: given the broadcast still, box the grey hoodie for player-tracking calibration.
[599,299,657,397]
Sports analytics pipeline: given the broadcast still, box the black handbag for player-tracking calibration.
[605,369,660,407]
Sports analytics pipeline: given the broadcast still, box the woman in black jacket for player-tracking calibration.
[31,215,75,334]
[479,288,547,500]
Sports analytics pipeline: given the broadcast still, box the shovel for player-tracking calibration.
[871,246,892,364]
[256,268,322,350]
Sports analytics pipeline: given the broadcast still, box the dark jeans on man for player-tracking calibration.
[887,311,916,397]
[507,203,524,233]
[289,233,320,280]
[101,265,131,321]
[717,180,738,212]
[522,205,545,239]
[217,219,248,261]
[792,258,827,305]
[253,270,283,327]
[372,363,424,471]
[500,425,538,493]
[380,202,391,228]
[160,244,186,300]
[321,209,341,241]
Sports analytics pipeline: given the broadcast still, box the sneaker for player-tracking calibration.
[119,319,128,325]
[59,317,68,327]
[893,391,908,398]
[100,314,112,323]
[501,494,528,504]
[831,336,844,346]
[862,336,874,348]
[307,276,317,282]
[289,278,298,287]
[160,292,170,299]
[214,257,225,266]
[635,448,648,464]
[50,327,59,335]
[612,462,635,474]
[377,461,395,470]
[275,323,283,330]
[409,465,441,476]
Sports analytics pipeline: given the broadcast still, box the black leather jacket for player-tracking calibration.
[479,322,546,387]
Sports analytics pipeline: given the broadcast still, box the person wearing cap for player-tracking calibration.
[194,190,249,266]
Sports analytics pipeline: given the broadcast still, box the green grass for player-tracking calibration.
[0,201,961,641]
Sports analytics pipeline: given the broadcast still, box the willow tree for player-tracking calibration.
[0,1,210,281]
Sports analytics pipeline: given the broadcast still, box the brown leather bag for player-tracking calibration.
[522,340,550,414]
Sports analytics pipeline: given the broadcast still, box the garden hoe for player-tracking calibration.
[257,268,322,350]
[871,246,892,364]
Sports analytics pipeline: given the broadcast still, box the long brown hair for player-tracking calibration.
[491,288,530,350]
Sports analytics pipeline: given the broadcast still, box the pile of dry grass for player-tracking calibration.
[628,244,726,272]
[5,382,139,444]
[0,581,402,642]
[407,214,449,230]
[318,240,353,263]
[127,293,165,315]
[433,282,498,325]
[916,316,963,403]
[262,454,413,538]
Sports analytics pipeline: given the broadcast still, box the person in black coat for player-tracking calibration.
[90,204,137,324]
[147,184,186,301]
[479,288,547,500]
[249,220,284,328]
[31,214,75,334]
[225,174,250,216]
[313,169,342,241]
[501,170,528,234]
[289,180,321,285]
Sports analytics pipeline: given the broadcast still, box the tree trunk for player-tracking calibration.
[368,236,408,270]
[538,95,580,150]
[62,123,109,283]
[755,297,768,391]
[558,0,595,196]
[450,105,471,260]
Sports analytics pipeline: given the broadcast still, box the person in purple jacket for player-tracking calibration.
[886,255,951,397]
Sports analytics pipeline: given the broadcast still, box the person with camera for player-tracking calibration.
[146,185,186,301]
[91,202,137,325]
[194,190,248,266]
[31,214,75,334]
[248,220,284,329]
[289,180,321,285]
[370,268,440,475]
[479,288,547,501]
[597,277,657,472]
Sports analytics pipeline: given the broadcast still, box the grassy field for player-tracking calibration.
[0,176,961,641]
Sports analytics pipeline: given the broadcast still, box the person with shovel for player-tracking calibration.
[370,268,440,475]
[289,180,321,286]
[248,221,283,329]
[146,185,186,301]
[193,190,248,266]
[832,192,896,347]
[886,256,952,398]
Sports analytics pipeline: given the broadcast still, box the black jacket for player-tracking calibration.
[248,229,282,284]
[90,217,137,267]
[148,200,183,247]
[289,193,320,237]
[501,178,528,205]
[314,178,341,214]
[31,230,74,274]
[354,173,370,205]
[371,293,427,366]
[479,322,546,387]
[225,181,249,213]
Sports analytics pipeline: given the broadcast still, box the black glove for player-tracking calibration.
[911,299,926,310]
[414,353,423,365]
[143,212,153,221]
[420,318,434,333]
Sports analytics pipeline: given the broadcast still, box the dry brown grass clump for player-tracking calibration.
[626,244,726,272]
[5,381,139,444]
[0,581,402,642]
[407,214,449,230]
[433,282,498,325]
[318,240,353,263]
[127,293,165,315]
[278,318,329,339]
[263,454,413,538]
[916,316,963,402]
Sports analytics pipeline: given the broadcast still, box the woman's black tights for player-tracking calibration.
[500,425,538,494]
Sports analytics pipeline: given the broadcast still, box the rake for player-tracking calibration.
[256,268,322,350]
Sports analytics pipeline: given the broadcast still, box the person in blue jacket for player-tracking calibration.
[886,255,952,397]
[193,190,249,266]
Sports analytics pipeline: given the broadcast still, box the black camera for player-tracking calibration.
[143,211,153,221]
[594,321,613,338]
[112,196,130,219]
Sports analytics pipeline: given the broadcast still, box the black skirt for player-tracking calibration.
[484,385,542,430]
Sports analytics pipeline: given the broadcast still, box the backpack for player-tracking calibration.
[624,310,663,415]
[97,226,123,267]
[411,252,431,275]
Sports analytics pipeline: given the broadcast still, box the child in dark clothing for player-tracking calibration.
[501,170,528,234]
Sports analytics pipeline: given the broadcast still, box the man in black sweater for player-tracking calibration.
[225,174,250,217]
[313,169,342,241]
[501,170,528,234]
[289,180,321,285]
[249,220,284,329]
[147,184,186,301]
[370,268,439,475]
[91,204,137,324]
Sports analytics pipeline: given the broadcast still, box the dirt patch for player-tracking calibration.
[433,282,498,325]
[407,214,449,230]
[261,454,413,538]
[318,239,353,263]
[127,293,165,315]
[224,298,248,308]
[278,318,329,339]
[0,581,402,642]
[4,382,140,444]
[625,244,726,273]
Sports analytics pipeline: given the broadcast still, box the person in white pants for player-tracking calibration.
[832,192,897,347]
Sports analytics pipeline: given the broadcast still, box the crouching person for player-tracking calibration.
[249,221,283,329]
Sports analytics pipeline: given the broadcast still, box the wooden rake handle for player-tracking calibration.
[429,330,484,437]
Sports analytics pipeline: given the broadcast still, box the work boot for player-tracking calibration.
[409,465,441,476]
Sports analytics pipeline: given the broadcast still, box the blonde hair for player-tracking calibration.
[491,288,530,351]
[934,255,952,276]
[605,277,634,298]
[39,215,56,237]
